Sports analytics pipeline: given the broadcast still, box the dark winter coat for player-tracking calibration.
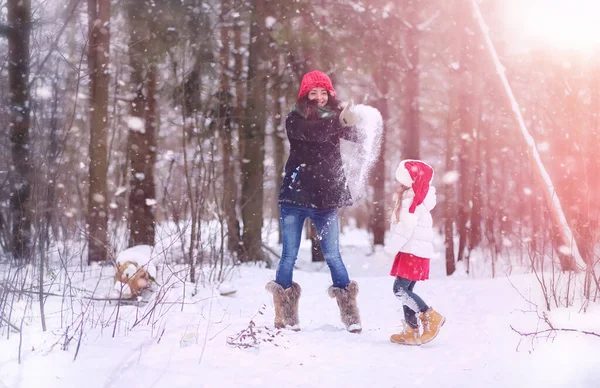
[278,109,362,210]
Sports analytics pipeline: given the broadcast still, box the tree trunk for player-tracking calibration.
[456,0,476,265]
[45,69,61,249]
[402,0,420,160]
[233,0,246,121]
[444,73,458,276]
[8,0,32,261]
[371,93,388,246]
[87,0,111,264]
[468,120,483,255]
[126,5,156,247]
[240,0,268,263]
[219,0,242,256]
[272,56,286,245]
[467,57,483,258]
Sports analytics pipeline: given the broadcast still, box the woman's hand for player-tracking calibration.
[339,99,357,127]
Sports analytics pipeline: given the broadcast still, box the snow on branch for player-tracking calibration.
[470,0,586,271]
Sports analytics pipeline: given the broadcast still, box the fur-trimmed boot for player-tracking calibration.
[265,281,302,331]
[328,280,362,333]
[390,323,421,346]
[419,308,445,344]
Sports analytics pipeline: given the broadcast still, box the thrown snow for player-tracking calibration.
[340,103,383,200]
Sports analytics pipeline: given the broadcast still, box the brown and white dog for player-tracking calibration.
[113,260,153,298]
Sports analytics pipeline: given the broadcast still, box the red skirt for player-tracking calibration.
[390,252,430,281]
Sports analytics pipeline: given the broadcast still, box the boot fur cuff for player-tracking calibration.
[327,280,358,298]
[266,280,302,298]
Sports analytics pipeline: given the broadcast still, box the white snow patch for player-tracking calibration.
[1,226,599,388]
[115,244,156,278]
[217,282,237,296]
[126,116,145,132]
[123,263,138,278]
[92,193,105,203]
[145,198,157,206]
[443,170,459,184]
[164,150,176,161]
[347,323,362,332]
[111,282,132,298]
[537,141,550,152]
[558,245,572,255]
[265,16,276,28]
[35,86,53,99]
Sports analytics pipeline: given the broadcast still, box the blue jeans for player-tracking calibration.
[275,205,350,289]
[393,277,429,328]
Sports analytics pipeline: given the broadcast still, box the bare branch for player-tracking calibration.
[0,316,20,332]
[29,0,82,85]
[511,325,600,339]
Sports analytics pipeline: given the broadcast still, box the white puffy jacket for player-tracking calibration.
[384,186,437,259]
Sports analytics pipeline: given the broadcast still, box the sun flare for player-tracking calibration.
[508,0,600,52]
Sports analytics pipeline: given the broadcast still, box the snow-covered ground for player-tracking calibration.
[1,228,599,388]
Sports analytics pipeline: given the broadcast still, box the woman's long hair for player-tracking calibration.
[392,185,409,224]
[296,93,342,120]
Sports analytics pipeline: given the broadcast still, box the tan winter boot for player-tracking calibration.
[390,323,421,346]
[328,281,362,333]
[419,308,445,344]
[265,281,302,331]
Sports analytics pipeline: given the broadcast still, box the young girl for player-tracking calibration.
[385,159,445,345]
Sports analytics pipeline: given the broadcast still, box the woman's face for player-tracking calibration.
[308,87,329,107]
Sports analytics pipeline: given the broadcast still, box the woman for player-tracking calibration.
[266,70,363,333]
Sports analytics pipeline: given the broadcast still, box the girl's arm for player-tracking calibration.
[285,112,341,142]
[384,207,418,254]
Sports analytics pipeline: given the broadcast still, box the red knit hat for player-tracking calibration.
[297,70,336,99]
[395,160,434,213]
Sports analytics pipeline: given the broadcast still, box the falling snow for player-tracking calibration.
[126,116,145,133]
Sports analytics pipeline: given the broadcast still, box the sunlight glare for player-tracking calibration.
[509,0,600,52]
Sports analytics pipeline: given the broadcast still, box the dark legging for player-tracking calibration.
[393,277,429,329]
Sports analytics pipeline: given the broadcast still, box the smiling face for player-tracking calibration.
[308,87,329,107]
